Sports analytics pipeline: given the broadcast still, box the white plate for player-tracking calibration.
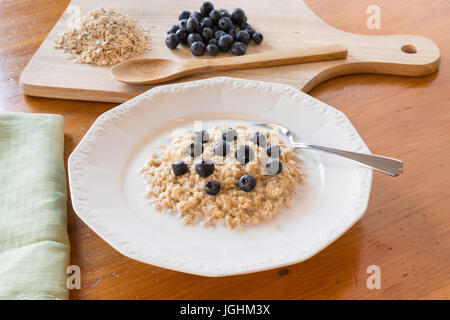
[68,77,372,277]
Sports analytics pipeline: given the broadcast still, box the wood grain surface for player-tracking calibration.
[19,0,440,102]
[110,45,349,84]
[1,0,449,299]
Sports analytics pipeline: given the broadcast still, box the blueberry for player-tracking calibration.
[245,27,256,37]
[238,174,256,192]
[165,33,179,49]
[236,30,250,44]
[187,33,203,46]
[218,34,234,51]
[193,130,210,144]
[250,132,267,147]
[253,32,263,44]
[231,8,247,24]
[219,8,230,18]
[195,158,215,177]
[179,19,188,30]
[201,17,213,28]
[222,128,238,142]
[200,1,214,16]
[187,17,201,33]
[206,44,219,56]
[172,160,189,176]
[179,10,191,21]
[190,11,202,20]
[227,28,236,40]
[267,145,281,158]
[214,140,230,156]
[190,41,206,56]
[265,159,283,175]
[209,9,221,22]
[208,38,218,45]
[230,41,246,55]
[201,27,213,41]
[188,142,204,158]
[214,30,226,40]
[205,179,220,195]
[218,17,232,31]
[239,22,250,30]
[167,24,179,34]
[176,29,188,44]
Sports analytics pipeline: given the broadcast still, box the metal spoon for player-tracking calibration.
[257,122,403,176]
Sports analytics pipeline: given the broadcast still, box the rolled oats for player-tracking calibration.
[55,8,150,66]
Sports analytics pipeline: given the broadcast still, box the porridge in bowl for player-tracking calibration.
[140,125,303,230]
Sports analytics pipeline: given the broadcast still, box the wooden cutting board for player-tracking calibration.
[20,0,441,103]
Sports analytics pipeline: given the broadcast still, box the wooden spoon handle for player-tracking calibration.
[202,44,347,71]
[110,45,348,85]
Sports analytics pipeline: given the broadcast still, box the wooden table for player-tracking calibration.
[1,0,449,299]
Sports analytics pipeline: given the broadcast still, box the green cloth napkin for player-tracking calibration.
[0,112,70,300]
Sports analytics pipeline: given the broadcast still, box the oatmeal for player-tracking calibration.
[55,8,150,66]
[140,125,303,230]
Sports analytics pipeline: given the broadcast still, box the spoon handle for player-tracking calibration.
[294,143,403,176]
[204,44,347,71]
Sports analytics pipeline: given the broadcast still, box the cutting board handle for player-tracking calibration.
[358,33,440,75]
[302,33,440,92]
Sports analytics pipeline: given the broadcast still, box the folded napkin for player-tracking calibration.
[0,112,70,300]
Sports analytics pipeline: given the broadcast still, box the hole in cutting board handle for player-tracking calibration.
[401,44,417,54]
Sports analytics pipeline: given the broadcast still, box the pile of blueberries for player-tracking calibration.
[172,128,282,195]
[165,2,263,56]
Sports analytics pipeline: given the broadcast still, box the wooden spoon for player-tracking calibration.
[110,44,347,85]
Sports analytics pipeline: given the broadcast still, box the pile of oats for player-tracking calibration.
[54,8,150,66]
[140,125,304,230]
